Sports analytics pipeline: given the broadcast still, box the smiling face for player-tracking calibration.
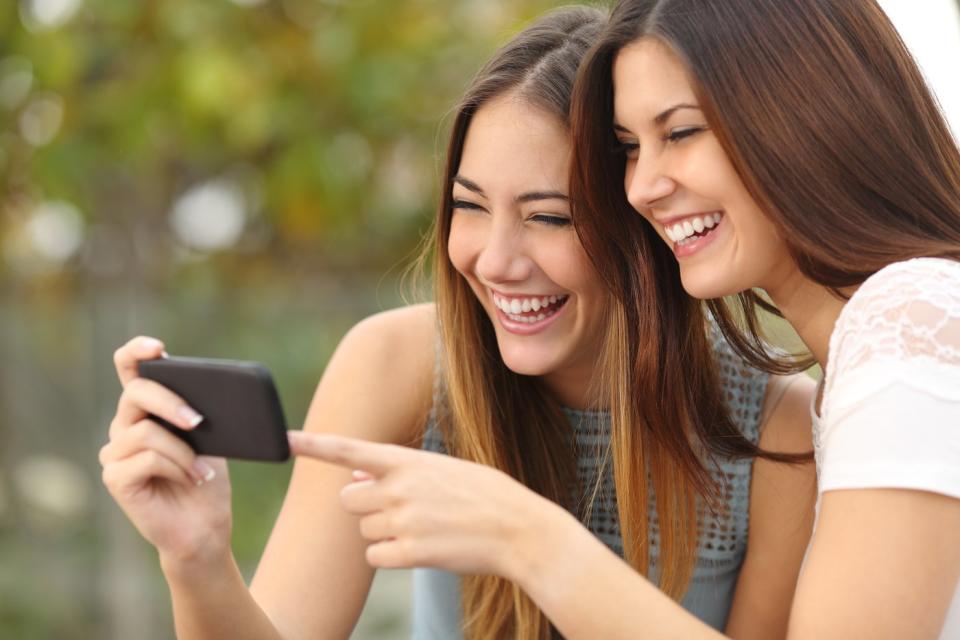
[611,38,796,299]
[447,92,606,401]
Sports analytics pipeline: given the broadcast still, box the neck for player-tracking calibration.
[762,265,851,371]
[542,363,597,411]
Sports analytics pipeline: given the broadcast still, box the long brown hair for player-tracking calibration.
[570,0,960,374]
[423,6,803,637]
[427,9,604,637]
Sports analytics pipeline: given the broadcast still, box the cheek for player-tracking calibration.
[680,137,739,196]
[446,216,477,277]
[742,206,788,263]
[544,236,601,295]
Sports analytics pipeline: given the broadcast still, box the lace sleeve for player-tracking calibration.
[824,257,960,411]
[818,257,960,497]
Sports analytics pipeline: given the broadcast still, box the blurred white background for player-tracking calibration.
[880,0,960,139]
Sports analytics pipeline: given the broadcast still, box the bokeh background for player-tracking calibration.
[1,1,958,638]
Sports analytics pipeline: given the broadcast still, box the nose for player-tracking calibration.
[474,217,532,285]
[624,154,676,213]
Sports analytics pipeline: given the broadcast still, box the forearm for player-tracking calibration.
[161,552,285,640]
[514,506,726,640]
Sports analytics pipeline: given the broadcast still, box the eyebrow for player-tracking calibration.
[453,175,569,204]
[453,175,485,196]
[654,103,701,124]
[613,103,702,134]
[516,190,569,204]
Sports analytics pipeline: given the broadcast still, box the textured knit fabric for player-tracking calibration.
[411,327,770,638]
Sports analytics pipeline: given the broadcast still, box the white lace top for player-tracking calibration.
[812,257,960,639]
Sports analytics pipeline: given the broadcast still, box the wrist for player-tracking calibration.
[503,492,583,588]
[159,543,237,587]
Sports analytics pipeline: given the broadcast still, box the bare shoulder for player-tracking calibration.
[303,303,438,445]
[759,373,816,452]
[343,302,437,365]
[252,304,439,631]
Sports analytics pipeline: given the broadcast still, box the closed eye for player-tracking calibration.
[665,126,704,143]
[612,139,639,158]
[452,199,486,212]
[530,214,571,227]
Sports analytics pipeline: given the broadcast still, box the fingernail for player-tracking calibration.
[178,406,204,428]
[192,460,216,484]
[141,337,163,351]
[352,469,373,482]
[161,350,170,359]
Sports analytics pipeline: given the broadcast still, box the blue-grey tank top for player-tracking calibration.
[411,328,769,638]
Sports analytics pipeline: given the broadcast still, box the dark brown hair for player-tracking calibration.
[571,0,960,375]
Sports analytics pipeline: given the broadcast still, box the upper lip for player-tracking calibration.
[489,288,568,300]
[654,210,722,226]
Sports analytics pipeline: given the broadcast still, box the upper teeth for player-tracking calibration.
[665,213,722,243]
[492,293,567,315]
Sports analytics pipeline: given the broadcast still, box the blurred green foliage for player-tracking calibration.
[0,0,571,637]
[1,0,583,290]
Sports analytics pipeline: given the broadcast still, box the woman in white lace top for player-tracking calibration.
[563,0,960,637]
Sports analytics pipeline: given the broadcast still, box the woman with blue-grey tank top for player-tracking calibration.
[412,324,796,637]
[101,6,816,640]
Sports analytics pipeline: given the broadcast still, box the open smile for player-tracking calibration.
[490,290,570,334]
[660,211,725,258]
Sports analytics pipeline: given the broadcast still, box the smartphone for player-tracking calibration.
[137,356,290,462]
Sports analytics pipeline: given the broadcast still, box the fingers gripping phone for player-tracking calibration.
[137,356,290,462]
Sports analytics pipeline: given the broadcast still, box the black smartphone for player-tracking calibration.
[137,356,290,462]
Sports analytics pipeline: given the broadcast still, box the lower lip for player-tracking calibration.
[672,215,724,258]
[494,299,568,335]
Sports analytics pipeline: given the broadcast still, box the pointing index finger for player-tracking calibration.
[288,432,403,476]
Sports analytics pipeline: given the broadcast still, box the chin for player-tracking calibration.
[679,266,743,300]
[497,342,557,377]
[500,355,553,377]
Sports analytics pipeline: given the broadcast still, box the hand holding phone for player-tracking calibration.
[137,356,290,462]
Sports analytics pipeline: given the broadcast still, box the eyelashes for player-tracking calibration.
[665,126,704,142]
[451,200,571,227]
[611,125,706,157]
[610,140,639,156]
[530,214,571,227]
[452,199,483,211]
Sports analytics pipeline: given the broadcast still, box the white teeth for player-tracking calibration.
[665,213,724,243]
[506,312,549,323]
[493,292,568,320]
